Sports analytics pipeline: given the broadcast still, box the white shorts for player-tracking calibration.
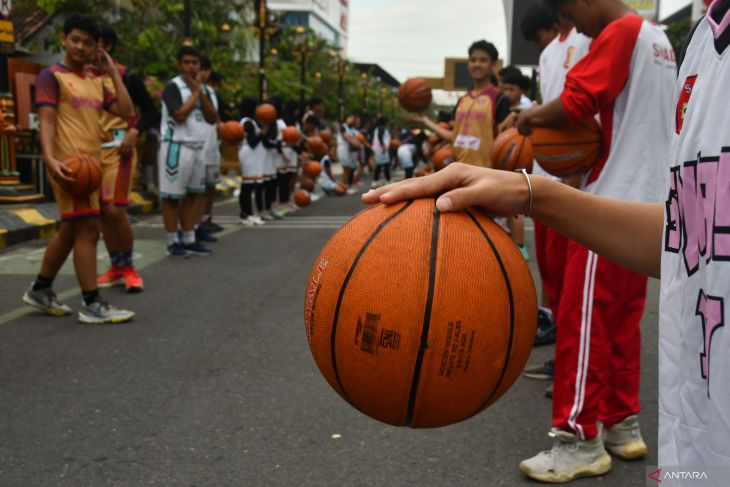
[159,141,205,199]
[283,147,298,173]
[318,175,338,192]
[239,144,265,184]
[338,149,356,169]
[264,150,277,180]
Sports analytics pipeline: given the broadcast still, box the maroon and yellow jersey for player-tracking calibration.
[35,63,117,160]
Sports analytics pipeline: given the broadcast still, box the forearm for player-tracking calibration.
[530,176,663,278]
[172,92,200,122]
[39,110,57,163]
[525,97,568,127]
[109,71,135,118]
[421,117,454,142]
[200,89,218,124]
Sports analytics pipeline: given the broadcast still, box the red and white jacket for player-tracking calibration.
[561,15,676,203]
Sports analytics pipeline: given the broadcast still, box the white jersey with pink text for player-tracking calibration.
[660,2,730,468]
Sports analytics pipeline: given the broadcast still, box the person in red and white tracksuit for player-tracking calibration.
[520,3,591,352]
[514,0,676,482]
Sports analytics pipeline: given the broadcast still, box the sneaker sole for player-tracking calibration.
[22,295,71,316]
[97,279,124,288]
[523,372,554,380]
[185,251,212,257]
[166,251,190,258]
[78,312,136,324]
[605,441,647,460]
[519,452,611,483]
[125,285,144,294]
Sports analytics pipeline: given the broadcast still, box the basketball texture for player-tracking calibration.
[65,154,102,197]
[255,103,277,125]
[303,161,322,178]
[491,128,533,172]
[300,175,315,192]
[304,199,537,427]
[398,78,433,113]
[432,146,453,171]
[294,189,311,207]
[308,136,324,154]
[220,121,245,145]
[283,126,301,146]
[530,118,601,177]
[320,129,332,145]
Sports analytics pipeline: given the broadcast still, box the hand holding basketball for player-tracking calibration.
[362,162,531,216]
[46,158,75,184]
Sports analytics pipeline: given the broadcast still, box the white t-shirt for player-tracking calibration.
[659,6,730,468]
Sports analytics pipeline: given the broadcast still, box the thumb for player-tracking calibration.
[436,187,483,212]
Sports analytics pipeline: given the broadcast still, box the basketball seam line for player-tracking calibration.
[465,210,516,409]
[405,201,440,426]
[329,200,414,405]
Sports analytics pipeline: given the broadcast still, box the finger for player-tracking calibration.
[377,171,456,205]
[435,187,486,212]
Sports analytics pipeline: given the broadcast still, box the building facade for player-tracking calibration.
[269,0,349,52]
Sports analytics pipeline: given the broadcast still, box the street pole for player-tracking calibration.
[183,0,192,45]
[257,0,267,102]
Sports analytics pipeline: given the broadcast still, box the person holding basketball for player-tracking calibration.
[22,14,135,324]
[370,0,678,482]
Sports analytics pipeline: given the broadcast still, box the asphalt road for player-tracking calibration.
[0,183,659,487]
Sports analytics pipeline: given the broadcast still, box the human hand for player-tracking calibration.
[362,162,531,216]
[46,158,75,185]
[120,128,139,158]
[96,48,119,77]
[515,108,536,136]
[498,112,518,133]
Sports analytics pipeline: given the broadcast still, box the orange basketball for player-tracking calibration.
[283,126,301,146]
[432,146,453,171]
[397,78,433,113]
[255,103,277,125]
[317,142,330,158]
[423,163,433,173]
[490,128,533,172]
[304,199,537,427]
[307,135,324,153]
[300,175,315,191]
[303,161,322,178]
[427,134,440,146]
[355,132,366,144]
[294,189,311,207]
[64,153,101,197]
[219,121,245,145]
[530,118,602,177]
[320,129,332,145]
[389,139,401,151]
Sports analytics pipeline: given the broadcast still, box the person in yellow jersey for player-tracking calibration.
[411,40,511,168]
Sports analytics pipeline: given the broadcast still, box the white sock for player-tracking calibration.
[167,232,179,246]
[182,230,195,245]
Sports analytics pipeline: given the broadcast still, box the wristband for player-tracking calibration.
[518,168,533,216]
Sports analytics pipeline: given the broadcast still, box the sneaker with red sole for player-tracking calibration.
[120,266,144,293]
[97,266,123,288]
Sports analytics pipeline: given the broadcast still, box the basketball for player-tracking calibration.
[255,103,277,125]
[490,128,533,172]
[397,78,433,113]
[438,121,450,130]
[415,169,426,177]
[219,121,245,145]
[283,126,301,146]
[423,163,433,173]
[320,129,332,145]
[317,143,330,158]
[307,136,324,154]
[300,175,316,192]
[304,199,537,427]
[294,189,311,207]
[530,118,602,177]
[303,161,322,178]
[428,134,440,146]
[389,139,401,151]
[432,146,453,171]
[355,132,366,145]
[64,153,102,197]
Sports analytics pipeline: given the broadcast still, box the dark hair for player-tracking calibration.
[521,2,558,42]
[468,40,499,61]
[97,20,117,53]
[209,71,222,84]
[63,14,100,40]
[500,69,530,92]
[268,96,284,117]
[308,96,324,107]
[239,97,258,119]
[177,45,201,62]
[200,55,212,70]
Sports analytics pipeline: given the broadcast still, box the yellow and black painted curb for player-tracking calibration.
[0,191,157,251]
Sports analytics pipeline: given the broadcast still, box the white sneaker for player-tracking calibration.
[251,215,265,226]
[310,192,322,202]
[22,284,72,316]
[78,299,135,324]
[240,216,256,227]
[519,428,611,483]
[346,187,358,195]
[603,415,647,460]
[260,212,275,221]
[370,181,379,189]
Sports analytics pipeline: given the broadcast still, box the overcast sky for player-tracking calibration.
[348,0,690,103]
